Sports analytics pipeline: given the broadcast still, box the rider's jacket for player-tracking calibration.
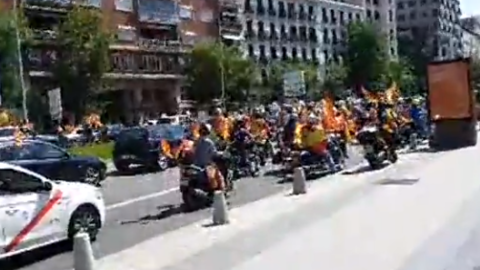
[250,118,268,139]
[301,125,327,154]
[212,116,230,140]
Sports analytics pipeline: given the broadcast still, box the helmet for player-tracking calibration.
[307,113,318,124]
[199,123,212,135]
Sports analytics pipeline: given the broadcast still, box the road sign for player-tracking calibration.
[48,88,62,120]
[282,70,306,98]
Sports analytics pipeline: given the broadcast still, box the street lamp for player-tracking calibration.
[13,0,28,121]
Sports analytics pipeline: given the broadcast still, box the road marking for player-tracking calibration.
[106,188,178,211]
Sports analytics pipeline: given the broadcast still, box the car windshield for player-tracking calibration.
[117,127,148,140]
[0,128,16,137]
[146,124,185,140]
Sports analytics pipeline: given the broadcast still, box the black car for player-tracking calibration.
[0,139,106,185]
[113,124,186,173]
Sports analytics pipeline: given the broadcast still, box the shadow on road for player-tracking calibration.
[342,163,387,175]
[107,166,174,178]
[376,178,419,186]
[0,241,71,270]
[120,204,185,225]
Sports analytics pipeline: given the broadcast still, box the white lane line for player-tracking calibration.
[106,187,178,211]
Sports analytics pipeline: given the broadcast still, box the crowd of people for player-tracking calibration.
[178,86,428,184]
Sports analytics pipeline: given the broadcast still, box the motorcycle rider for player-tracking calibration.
[192,123,226,191]
[232,116,254,168]
[299,114,336,172]
[377,99,398,153]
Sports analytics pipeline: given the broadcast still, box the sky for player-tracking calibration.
[461,0,480,17]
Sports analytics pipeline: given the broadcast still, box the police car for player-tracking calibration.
[0,162,105,259]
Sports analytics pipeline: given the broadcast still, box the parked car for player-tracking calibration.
[0,139,107,185]
[113,124,186,173]
[0,162,105,259]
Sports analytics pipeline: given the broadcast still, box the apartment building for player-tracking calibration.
[2,0,219,121]
[244,0,364,76]
[460,16,480,58]
[219,0,244,45]
[396,0,462,60]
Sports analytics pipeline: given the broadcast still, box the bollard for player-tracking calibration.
[292,167,307,195]
[212,190,230,225]
[73,231,95,270]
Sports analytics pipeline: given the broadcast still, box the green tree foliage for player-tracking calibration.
[322,62,348,98]
[0,9,30,109]
[470,57,480,101]
[397,28,437,83]
[345,21,389,91]
[53,6,111,121]
[186,42,258,105]
[387,57,418,96]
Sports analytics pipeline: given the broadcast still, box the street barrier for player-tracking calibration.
[212,191,230,225]
[73,231,95,270]
[292,167,307,195]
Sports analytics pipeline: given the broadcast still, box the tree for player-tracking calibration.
[186,42,258,106]
[53,6,111,121]
[0,9,30,110]
[345,21,389,92]
[387,57,418,96]
[322,61,348,98]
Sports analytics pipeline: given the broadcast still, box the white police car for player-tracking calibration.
[0,162,105,259]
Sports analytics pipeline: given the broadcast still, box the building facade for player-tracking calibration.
[460,15,480,58]
[396,0,462,60]
[1,0,220,122]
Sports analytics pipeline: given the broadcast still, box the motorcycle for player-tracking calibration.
[327,133,346,170]
[228,143,261,178]
[179,161,234,211]
[356,125,398,169]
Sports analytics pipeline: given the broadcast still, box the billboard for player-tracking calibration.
[282,70,305,98]
[427,58,473,120]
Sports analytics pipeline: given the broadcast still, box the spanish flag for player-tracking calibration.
[385,82,400,104]
[361,86,379,103]
[160,140,173,159]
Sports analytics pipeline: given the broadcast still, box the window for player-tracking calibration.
[179,6,193,19]
[0,144,36,160]
[83,0,101,7]
[115,0,133,11]
[30,142,67,159]
[0,169,44,194]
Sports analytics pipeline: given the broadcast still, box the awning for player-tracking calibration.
[221,34,243,40]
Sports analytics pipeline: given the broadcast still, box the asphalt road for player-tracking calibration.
[0,147,364,270]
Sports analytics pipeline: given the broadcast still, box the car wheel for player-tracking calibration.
[84,167,101,185]
[68,205,101,241]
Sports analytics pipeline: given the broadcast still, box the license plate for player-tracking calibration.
[121,155,135,159]
[180,179,189,186]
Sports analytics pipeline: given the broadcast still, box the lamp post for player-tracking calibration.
[13,0,28,121]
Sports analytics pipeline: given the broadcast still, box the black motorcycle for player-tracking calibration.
[356,125,398,169]
[179,159,234,211]
[227,143,261,178]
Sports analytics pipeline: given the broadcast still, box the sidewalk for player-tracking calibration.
[91,150,440,270]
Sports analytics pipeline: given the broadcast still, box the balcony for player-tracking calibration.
[136,38,192,53]
[110,52,184,76]
[257,5,265,15]
[279,9,286,18]
[26,48,185,79]
[268,7,276,16]
[31,29,58,42]
[298,11,307,20]
[24,0,70,11]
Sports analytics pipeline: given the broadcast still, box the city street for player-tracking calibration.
[1,148,365,270]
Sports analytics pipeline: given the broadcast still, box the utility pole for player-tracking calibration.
[13,0,28,121]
